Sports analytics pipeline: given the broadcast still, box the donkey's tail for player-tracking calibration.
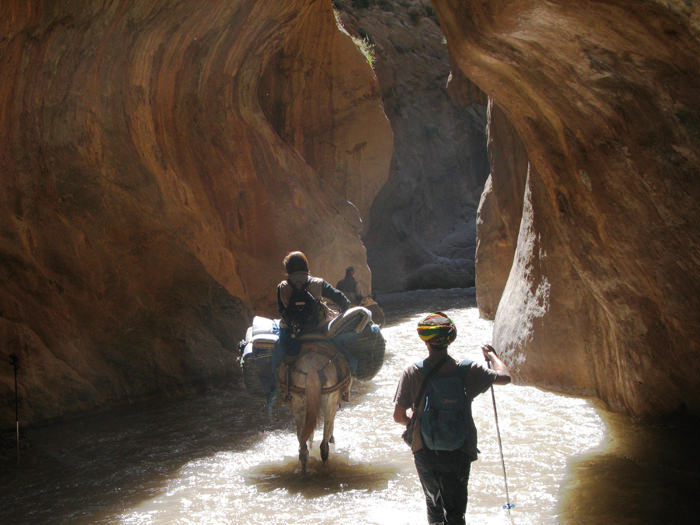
[302,369,321,444]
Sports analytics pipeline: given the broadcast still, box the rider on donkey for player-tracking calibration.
[272,251,351,400]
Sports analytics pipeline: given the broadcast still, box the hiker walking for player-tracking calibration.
[393,312,511,525]
[336,266,363,305]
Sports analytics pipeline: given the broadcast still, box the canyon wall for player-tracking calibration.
[435,0,700,419]
[475,100,527,319]
[4,0,698,428]
[0,0,392,427]
[334,0,490,292]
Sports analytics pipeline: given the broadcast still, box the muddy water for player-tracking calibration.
[1,289,613,524]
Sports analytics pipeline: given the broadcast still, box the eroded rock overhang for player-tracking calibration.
[0,0,392,426]
[435,0,700,420]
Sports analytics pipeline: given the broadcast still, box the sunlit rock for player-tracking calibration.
[475,100,527,319]
[435,0,700,419]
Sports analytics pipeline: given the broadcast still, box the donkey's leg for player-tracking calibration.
[320,392,339,463]
[292,365,321,473]
[291,396,309,473]
[299,442,309,474]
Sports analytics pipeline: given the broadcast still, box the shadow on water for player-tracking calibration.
[559,408,700,525]
[246,454,397,497]
[0,385,293,524]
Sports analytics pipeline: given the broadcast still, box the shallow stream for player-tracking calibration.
[3,289,695,524]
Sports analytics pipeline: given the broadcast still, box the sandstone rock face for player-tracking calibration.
[334,1,489,292]
[475,100,527,319]
[0,1,391,427]
[435,0,700,419]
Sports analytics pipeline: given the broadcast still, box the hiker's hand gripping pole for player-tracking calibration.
[482,345,511,385]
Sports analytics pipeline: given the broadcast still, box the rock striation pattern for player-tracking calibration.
[0,0,392,427]
[435,0,700,419]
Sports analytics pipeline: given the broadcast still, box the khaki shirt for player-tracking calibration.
[394,352,497,454]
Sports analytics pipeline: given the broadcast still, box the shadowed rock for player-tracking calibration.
[334,0,490,292]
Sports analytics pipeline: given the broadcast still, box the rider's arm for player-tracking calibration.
[277,284,287,317]
[321,280,351,312]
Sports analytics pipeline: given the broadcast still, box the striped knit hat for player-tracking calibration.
[417,312,457,347]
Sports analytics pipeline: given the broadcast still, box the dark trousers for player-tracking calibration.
[268,328,301,395]
[272,328,300,367]
[414,448,471,525]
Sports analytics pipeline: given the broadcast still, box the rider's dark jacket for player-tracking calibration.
[277,271,350,332]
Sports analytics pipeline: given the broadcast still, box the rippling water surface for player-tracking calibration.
[1,289,609,524]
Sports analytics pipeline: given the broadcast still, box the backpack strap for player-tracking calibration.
[456,358,474,375]
[453,358,475,390]
[278,278,309,311]
[411,355,448,411]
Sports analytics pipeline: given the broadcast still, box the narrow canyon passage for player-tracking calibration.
[1,290,607,524]
[1,2,698,523]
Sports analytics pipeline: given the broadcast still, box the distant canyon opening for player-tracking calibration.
[334,3,491,294]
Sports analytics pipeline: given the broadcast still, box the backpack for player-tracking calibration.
[284,280,322,336]
[418,359,474,451]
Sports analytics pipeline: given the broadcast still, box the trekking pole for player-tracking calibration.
[485,355,514,521]
[9,354,20,465]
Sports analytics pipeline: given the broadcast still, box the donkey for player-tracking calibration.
[276,336,352,473]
